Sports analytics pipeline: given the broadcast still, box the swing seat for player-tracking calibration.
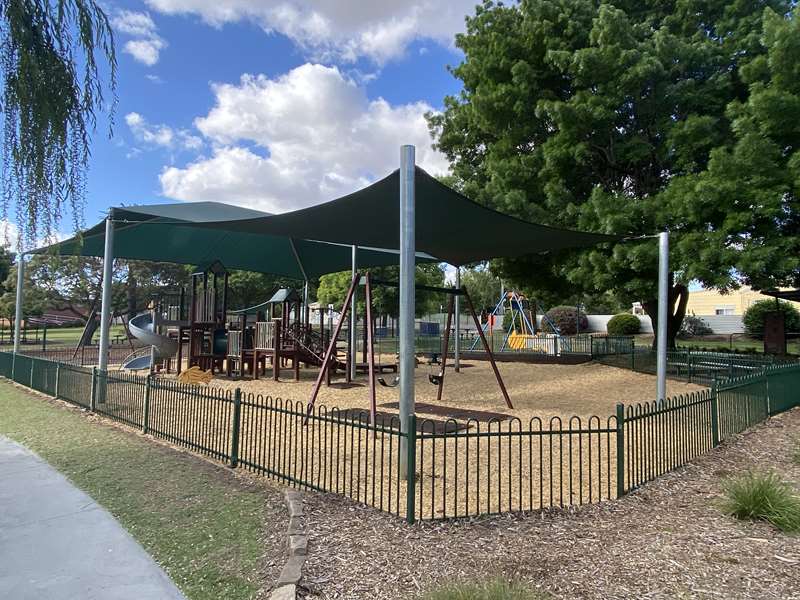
[378,376,400,388]
[429,371,444,385]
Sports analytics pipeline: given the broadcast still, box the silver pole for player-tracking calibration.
[97,212,116,372]
[350,245,358,379]
[303,281,309,326]
[399,144,416,479]
[656,231,669,401]
[13,252,25,353]
[454,267,461,372]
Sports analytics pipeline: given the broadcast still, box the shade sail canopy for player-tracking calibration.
[200,168,621,266]
[33,201,436,280]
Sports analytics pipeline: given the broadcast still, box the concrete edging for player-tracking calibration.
[269,490,307,600]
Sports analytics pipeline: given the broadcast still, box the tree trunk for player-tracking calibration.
[643,278,689,350]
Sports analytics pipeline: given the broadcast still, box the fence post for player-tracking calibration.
[687,350,692,384]
[90,366,97,412]
[406,414,417,524]
[29,358,35,388]
[142,374,152,434]
[615,403,625,498]
[54,363,60,399]
[631,348,635,371]
[230,387,242,468]
[763,367,770,418]
[710,384,720,447]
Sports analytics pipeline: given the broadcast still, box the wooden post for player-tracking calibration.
[307,273,360,417]
[436,293,455,401]
[273,318,282,381]
[464,288,513,409]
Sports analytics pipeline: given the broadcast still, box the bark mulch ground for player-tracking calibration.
[300,407,800,600]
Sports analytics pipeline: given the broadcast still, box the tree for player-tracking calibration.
[743,299,800,338]
[429,0,799,348]
[1,0,116,245]
[317,265,445,318]
[226,271,303,311]
[460,265,502,313]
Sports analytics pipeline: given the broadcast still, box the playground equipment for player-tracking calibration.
[121,312,180,370]
[306,273,512,425]
[180,261,230,374]
[471,291,563,354]
[177,365,213,385]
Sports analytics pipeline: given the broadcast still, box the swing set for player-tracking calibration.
[471,291,561,353]
[306,272,513,424]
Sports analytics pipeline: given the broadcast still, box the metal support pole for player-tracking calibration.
[13,252,24,353]
[98,213,115,372]
[656,231,669,401]
[303,281,309,327]
[399,145,416,479]
[454,267,461,372]
[350,245,358,379]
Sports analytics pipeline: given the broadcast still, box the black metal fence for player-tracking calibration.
[1,350,798,523]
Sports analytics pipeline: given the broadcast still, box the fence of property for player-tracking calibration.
[595,347,789,386]
[1,350,798,523]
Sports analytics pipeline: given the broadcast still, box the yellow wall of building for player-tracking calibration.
[685,287,800,316]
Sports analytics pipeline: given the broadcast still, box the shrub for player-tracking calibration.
[606,313,641,335]
[543,305,588,335]
[721,471,800,533]
[422,580,542,600]
[679,315,712,338]
[742,299,800,339]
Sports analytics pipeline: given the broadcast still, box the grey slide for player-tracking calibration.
[123,312,180,370]
[0,436,186,600]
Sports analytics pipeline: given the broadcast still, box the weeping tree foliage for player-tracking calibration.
[429,0,800,348]
[1,0,116,245]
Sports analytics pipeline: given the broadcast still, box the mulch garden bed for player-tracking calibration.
[299,407,800,599]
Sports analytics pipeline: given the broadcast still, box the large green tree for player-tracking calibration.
[317,265,446,318]
[430,0,800,347]
[1,0,116,244]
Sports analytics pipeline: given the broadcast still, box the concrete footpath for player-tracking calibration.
[0,436,186,600]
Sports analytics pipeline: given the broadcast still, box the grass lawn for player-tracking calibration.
[0,324,128,347]
[0,380,283,600]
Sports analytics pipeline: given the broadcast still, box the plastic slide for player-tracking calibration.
[122,312,180,370]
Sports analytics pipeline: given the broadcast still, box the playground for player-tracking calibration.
[9,154,741,524]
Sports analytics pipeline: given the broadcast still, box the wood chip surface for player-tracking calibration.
[297,408,800,599]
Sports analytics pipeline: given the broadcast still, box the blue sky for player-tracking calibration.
[60,0,471,234]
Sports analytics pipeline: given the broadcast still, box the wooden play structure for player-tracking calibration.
[306,272,513,424]
[178,261,230,373]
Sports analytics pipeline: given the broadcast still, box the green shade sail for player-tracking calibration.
[33,168,621,276]
[199,168,621,266]
[33,201,436,280]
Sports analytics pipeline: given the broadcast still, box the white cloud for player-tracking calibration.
[113,10,167,65]
[1,219,69,251]
[124,38,166,66]
[159,63,448,212]
[145,0,473,63]
[126,112,203,151]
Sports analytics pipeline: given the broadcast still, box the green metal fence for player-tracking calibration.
[1,350,798,524]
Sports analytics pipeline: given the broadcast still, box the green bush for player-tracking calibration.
[422,580,542,600]
[721,471,800,533]
[606,313,640,335]
[742,299,800,339]
[543,305,588,335]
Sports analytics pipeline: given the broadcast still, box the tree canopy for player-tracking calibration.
[0,0,116,246]
[317,265,446,318]
[430,0,800,346]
